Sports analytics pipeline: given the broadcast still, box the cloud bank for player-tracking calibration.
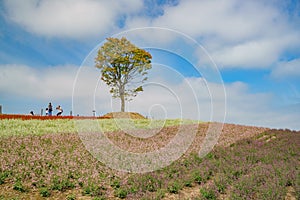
[3,0,143,39]
[125,0,300,70]
[4,0,299,75]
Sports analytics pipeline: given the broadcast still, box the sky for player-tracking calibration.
[0,0,299,130]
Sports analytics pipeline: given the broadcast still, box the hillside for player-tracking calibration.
[0,120,299,199]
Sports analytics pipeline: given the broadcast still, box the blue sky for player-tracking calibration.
[0,0,299,130]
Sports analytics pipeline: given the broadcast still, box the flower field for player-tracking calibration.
[0,118,299,199]
[0,114,111,120]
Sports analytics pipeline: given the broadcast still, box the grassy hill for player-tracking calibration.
[0,118,299,199]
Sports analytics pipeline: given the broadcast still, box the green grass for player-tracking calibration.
[0,119,75,137]
[0,118,199,137]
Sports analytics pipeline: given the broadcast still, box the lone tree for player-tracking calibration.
[95,37,152,112]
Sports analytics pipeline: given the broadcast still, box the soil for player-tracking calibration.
[102,112,146,119]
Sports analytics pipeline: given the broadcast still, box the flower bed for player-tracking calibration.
[0,127,298,199]
[0,114,111,120]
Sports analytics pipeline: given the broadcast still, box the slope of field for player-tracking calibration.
[0,119,299,199]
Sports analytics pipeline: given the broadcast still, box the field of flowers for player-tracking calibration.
[0,118,299,199]
[0,114,111,120]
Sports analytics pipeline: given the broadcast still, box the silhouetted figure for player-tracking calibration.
[30,111,34,116]
[48,103,53,116]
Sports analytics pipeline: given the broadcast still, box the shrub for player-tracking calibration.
[110,179,120,189]
[82,183,105,197]
[13,181,27,193]
[39,187,51,197]
[214,175,228,194]
[66,193,76,200]
[0,172,9,184]
[155,189,166,200]
[51,177,75,191]
[167,181,182,194]
[140,175,161,192]
[114,188,128,199]
[192,171,203,184]
[200,188,216,200]
[184,179,193,187]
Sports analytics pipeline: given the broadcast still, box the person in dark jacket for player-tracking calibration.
[48,103,53,116]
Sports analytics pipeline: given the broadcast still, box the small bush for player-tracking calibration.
[184,179,193,187]
[155,189,166,200]
[78,181,84,187]
[83,183,105,197]
[0,172,10,185]
[216,182,225,194]
[192,171,203,184]
[206,152,215,159]
[127,185,138,194]
[110,179,120,189]
[39,187,51,197]
[66,193,76,200]
[114,188,127,199]
[13,181,27,193]
[140,175,161,192]
[214,175,227,194]
[167,181,181,194]
[51,177,75,191]
[200,188,216,200]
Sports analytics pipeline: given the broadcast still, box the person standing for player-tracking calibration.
[48,103,53,116]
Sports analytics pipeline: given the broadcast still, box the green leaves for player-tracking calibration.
[95,37,152,111]
[134,86,143,92]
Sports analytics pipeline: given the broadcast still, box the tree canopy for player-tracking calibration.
[95,37,152,112]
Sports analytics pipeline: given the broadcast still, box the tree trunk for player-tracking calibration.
[120,94,125,112]
[120,85,125,112]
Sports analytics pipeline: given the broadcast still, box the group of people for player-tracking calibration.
[45,102,63,116]
[29,103,63,116]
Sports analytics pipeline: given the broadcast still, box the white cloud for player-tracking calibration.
[3,0,143,39]
[3,0,299,69]
[212,32,299,69]
[151,0,286,40]
[0,64,117,115]
[211,39,280,68]
[0,64,78,99]
[129,65,300,130]
[271,58,300,79]
[125,0,300,69]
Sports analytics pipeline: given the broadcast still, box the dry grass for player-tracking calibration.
[102,112,146,119]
